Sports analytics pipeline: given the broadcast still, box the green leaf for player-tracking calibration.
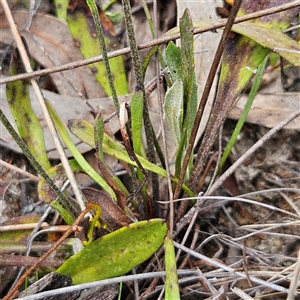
[45,99,115,198]
[68,118,168,177]
[6,49,51,171]
[131,89,144,156]
[56,219,167,284]
[164,79,184,145]
[165,42,182,81]
[67,0,128,96]
[164,233,180,300]
[67,119,195,197]
[164,10,198,177]
[232,22,300,67]
[218,55,269,172]
[53,0,68,21]
[180,8,195,102]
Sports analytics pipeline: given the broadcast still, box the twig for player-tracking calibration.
[3,205,90,300]
[0,159,39,181]
[173,241,289,293]
[1,0,85,212]
[287,249,300,300]
[206,108,300,196]
[1,2,298,83]
[14,270,199,300]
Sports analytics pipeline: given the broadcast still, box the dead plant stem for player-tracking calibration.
[0,158,39,181]
[206,108,300,196]
[173,241,289,293]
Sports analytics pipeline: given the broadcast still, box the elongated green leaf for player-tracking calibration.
[232,22,300,67]
[45,99,115,198]
[164,79,184,145]
[165,10,198,177]
[56,219,167,284]
[218,56,269,172]
[165,42,182,81]
[131,89,144,156]
[6,49,51,171]
[67,119,194,197]
[68,119,168,177]
[67,0,128,96]
[180,8,195,103]
[164,233,180,300]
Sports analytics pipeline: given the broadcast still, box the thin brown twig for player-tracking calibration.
[1,0,85,213]
[0,1,298,85]
[3,205,91,300]
[206,108,300,196]
[0,158,39,181]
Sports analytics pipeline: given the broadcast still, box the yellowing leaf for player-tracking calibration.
[56,219,167,284]
[232,22,300,67]
[67,0,128,96]
[6,48,51,170]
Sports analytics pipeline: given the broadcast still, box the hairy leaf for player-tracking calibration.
[164,79,184,145]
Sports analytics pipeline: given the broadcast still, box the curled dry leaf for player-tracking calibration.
[0,10,106,98]
[82,187,132,231]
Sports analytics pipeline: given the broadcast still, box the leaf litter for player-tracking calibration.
[0,0,300,299]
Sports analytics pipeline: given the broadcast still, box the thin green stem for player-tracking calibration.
[121,0,159,212]
[217,55,269,172]
[86,0,120,115]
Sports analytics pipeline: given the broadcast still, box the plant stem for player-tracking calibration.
[86,0,121,115]
[121,0,159,215]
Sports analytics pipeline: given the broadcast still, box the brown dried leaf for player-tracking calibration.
[82,187,132,231]
[0,10,105,98]
[229,92,300,129]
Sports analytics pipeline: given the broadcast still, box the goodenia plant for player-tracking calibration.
[164,12,198,179]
